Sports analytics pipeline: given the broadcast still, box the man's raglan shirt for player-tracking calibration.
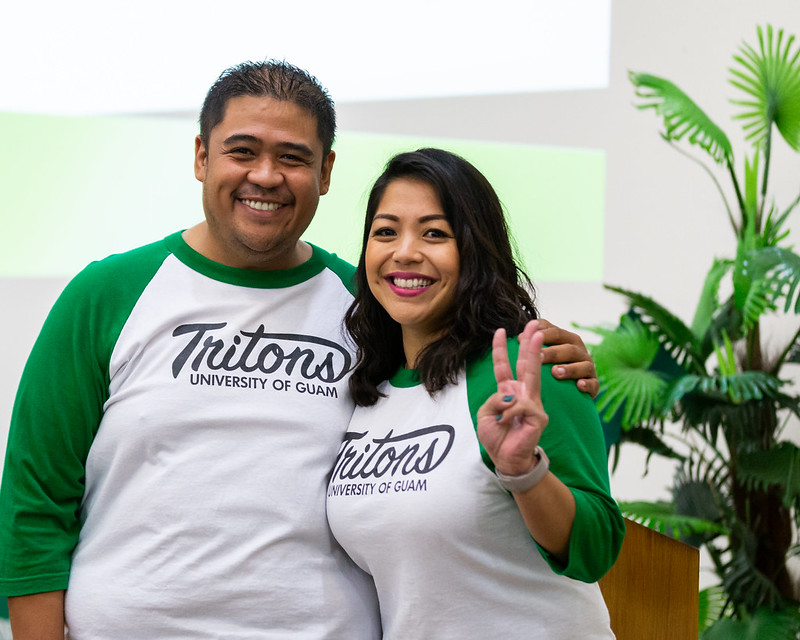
[0,231,380,639]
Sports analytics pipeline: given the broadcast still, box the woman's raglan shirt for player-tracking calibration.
[0,231,380,639]
[326,338,624,639]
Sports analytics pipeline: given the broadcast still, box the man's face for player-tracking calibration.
[193,95,335,270]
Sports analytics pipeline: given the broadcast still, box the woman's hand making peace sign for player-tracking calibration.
[477,320,549,478]
[477,319,577,561]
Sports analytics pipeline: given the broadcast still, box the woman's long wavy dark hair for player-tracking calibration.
[345,148,537,406]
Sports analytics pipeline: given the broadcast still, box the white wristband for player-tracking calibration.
[495,446,549,493]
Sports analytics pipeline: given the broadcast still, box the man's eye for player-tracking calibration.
[282,154,309,165]
[230,147,254,156]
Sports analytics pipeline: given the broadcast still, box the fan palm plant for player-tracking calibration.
[588,25,800,637]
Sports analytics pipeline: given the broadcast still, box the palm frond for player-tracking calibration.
[720,536,780,612]
[761,200,792,247]
[702,608,800,639]
[698,297,745,362]
[742,279,777,330]
[664,371,782,408]
[615,425,686,463]
[692,259,732,340]
[747,246,800,313]
[785,341,800,364]
[730,25,800,151]
[737,441,800,509]
[604,285,703,370]
[732,208,780,330]
[678,387,789,448]
[589,315,669,428]
[630,72,734,163]
[719,523,794,613]
[743,149,760,227]
[698,586,727,633]
[673,469,728,546]
[619,500,724,539]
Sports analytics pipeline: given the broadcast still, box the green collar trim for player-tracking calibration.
[164,231,330,289]
[389,367,422,388]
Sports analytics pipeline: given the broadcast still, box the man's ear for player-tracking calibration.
[194,135,208,182]
[319,150,336,195]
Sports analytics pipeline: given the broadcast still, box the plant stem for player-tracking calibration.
[771,322,800,375]
[744,322,763,372]
[668,141,739,235]
[759,125,774,232]
[728,159,747,238]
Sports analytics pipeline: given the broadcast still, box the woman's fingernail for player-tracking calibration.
[503,395,515,402]
[496,413,503,422]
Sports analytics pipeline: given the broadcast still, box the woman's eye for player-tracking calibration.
[371,227,395,237]
[425,228,450,239]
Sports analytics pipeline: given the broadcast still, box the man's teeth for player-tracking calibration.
[393,277,433,289]
[242,199,281,211]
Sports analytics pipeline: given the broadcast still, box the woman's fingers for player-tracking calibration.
[477,390,516,422]
[492,328,513,386]
[517,321,544,404]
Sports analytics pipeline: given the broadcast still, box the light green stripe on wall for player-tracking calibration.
[308,133,605,282]
[0,113,604,281]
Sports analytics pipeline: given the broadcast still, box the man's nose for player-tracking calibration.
[248,157,284,188]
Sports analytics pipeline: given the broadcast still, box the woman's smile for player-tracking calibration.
[365,177,460,362]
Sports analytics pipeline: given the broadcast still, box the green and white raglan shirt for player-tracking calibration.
[0,232,380,639]
[327,339,625,639]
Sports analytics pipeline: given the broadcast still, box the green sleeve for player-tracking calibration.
[310,244,357,296]
[0,238,171,596]
[467,339,625,583]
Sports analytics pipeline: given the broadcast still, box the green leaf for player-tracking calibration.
[673,476,727,547]
[698,586,726,632]
[616,425,685,462]
[738,441,800,509]
[698,297,745,362]
[761,201,793,248]
[604,285,702,370]
[732,213,776,329]
[730,25,800,151]
[747,246,800,313]
[786,341,800,364]
[630,71,734,163]
[591,316,669,428]
[692,259,732,340]
[666,371,782,408]
[702,608,800,640]
[719,524,789,612]
[619,499,723,539]
[743,150,760,224]
[712,330,738,377]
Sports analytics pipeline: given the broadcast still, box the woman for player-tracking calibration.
[326,148,624,639]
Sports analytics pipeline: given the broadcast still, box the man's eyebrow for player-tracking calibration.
[221,134,315,157]
[277,141,315,157]
[222,134,259,146]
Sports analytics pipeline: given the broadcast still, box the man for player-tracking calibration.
[0,61,599,638]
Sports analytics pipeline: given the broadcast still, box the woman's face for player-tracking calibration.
[365,177,460,349]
